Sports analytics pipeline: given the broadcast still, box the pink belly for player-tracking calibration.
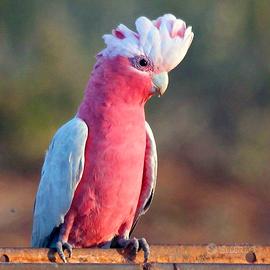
[66,122,146,247]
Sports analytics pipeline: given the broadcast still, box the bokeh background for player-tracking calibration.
[1,0,270,247]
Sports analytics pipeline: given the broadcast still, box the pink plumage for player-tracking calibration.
[67,56,151,246]
[32,14,194,262]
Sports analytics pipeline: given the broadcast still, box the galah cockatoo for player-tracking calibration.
[32,14,194,262]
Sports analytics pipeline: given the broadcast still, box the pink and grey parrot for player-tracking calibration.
[32,14,193,262]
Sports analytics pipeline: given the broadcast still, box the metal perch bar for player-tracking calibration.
[0,245,270,265]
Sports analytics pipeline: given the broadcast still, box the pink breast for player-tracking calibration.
[67,111,146,247]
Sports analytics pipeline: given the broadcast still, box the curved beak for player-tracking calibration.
[152,72,169,96]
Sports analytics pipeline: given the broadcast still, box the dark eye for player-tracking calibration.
[131,55,153,72]
[139,58,148,67]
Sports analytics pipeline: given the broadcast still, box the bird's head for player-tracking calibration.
[92,14,193,104]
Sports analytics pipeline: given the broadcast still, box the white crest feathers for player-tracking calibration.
[101,14,194,72]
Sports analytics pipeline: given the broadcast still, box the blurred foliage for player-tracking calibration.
[1,0,270,186]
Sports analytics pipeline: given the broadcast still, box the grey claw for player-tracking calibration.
[113,236,150,261]
[56,240,73,263]
[139,238,150,262]
[126,238,139,259]
[63,242,73,258]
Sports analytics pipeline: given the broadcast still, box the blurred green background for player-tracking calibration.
[1,0,270,246]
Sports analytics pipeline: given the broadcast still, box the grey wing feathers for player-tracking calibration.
[31,117,88,247]
[130,121,157,235]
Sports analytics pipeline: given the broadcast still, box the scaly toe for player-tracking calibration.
[138,238,150,262]
[63,242,73,258]
[126,237,139,259]
[56,240,73,263]
[112,236,149,261]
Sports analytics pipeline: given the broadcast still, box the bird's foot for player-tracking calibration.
[112,236,150,262]
[56,240,73,263]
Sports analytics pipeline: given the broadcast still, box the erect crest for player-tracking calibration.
[102,14,194,72]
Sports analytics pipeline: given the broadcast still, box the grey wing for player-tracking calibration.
[130,121,157,235]
[31,117,88,247]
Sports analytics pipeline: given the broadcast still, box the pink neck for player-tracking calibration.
[77,56,152,125]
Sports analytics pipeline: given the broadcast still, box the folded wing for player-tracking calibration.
[130,121,157,235]
[31,117,88,247]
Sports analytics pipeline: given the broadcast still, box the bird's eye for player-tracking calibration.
[131,55,153,72]
[139,58,148,67]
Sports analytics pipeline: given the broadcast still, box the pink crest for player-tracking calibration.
[112,29,125,39]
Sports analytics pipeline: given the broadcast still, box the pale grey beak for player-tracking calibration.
[152,72,169,96]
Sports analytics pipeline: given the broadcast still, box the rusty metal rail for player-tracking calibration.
[1,245,270,269]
